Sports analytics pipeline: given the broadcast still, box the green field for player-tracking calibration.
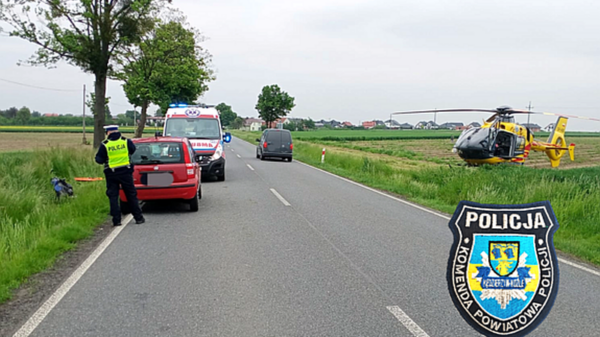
[233,129,600,266]
[286,129,600,141]
[0,125,158,134]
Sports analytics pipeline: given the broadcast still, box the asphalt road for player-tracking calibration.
[23,136,600,337]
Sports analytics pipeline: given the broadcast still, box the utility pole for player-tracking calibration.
[82,84,87,144]
[526,101,533,126]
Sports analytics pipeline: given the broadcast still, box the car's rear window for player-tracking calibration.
[131,142,185,164]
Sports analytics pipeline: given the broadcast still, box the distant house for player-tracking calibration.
[415,121,439,129]
[362,121,377,129]
[438,122,464,130]
[342,121,353,127]
[399,123,413,129]
[243,117,263,131]
[384,119,401,129]
[43,113,59,117]
[522,123,542,132]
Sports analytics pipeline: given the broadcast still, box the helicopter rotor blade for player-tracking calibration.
[392,109,498,115]
[507,109,600,122]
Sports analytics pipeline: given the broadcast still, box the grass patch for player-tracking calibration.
[232,130,600,265]
[0,148,108,303]
[0,126,156,134]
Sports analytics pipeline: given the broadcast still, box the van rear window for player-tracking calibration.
[131,142,184,164]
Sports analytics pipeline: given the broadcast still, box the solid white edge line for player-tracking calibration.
[246,164,255,171]
[13,214,134,337]
[270,188,291,206]
[296,161,600,278]
[386,306,430,337]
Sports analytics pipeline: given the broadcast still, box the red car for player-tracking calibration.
[119,137,202,212]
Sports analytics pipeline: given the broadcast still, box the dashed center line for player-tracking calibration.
[236,154,241,158]
[246,164,255,171]
[270,188,291,206]
[387,306,430,337]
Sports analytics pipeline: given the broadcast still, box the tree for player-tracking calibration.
[255,84,295,128]
[0,107,18,119]
[31,111,41,118]
[0,0,170,147]
[116,20,213,138]
[86,93,112,122]
[304,118,316,130]
[16,106,31,124]
[215,103,237,127]
[231,117,244,129]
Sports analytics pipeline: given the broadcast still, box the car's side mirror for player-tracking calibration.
[155,131,163,137]
[195,154,202,162]
[223,132,232,143]
[256,138,261,142]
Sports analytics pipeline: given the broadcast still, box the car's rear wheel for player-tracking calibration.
[198,186,202,200]
[188,194,199,212]
[288,157,293,162]
[256,151,260,159]
[120,199,131,215]
[260,153,265,161]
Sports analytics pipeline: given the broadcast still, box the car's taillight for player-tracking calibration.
[182,142,196,179]
[263,142,267,148]
[183,142,191,163]
[290,143,293,150]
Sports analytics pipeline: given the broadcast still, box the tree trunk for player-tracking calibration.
[93,74,107,148]
[135,100,149,138]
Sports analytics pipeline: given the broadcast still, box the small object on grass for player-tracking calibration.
[51,177,74,201]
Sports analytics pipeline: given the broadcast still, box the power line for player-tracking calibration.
[0,77,80,92]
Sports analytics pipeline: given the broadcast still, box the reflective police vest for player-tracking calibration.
[104,137,130,169]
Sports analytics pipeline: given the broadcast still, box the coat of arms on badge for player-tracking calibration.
[447,201,560,337]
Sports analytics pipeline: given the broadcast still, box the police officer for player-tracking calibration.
[95,125,145,226]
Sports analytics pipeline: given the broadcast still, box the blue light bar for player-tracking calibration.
[177,103,188,108]
[169,103,177,108]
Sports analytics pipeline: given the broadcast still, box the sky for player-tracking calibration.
[1,0,600,131]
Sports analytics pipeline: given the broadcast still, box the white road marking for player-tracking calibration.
[247,164,255,171]
[270,188,291,206]
[387,306,430,337]
[296,161,600,278]
[236,154,241,158]
[13,214,135,337]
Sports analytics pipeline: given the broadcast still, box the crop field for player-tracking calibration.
[0,126,156,134]
[0,132,137,153]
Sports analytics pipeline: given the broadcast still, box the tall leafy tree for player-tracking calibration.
[215,103,237,127]
[0,0,170,147]
[255,84,295,128]
[115,19,213,138]
[16,106,31,124]
[231,117,244,129]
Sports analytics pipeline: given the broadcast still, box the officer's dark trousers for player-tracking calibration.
[105,172,143,225]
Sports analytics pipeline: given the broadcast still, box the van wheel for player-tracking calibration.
[256,151,260,159]
[188,194,199,212]
[120,199,131,215]
[217,172,225,181]
[288,157,293,163]
[260,153,265,161]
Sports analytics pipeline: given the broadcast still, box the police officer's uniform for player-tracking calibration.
[95,125,145,226]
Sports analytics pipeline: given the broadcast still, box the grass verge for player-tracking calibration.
[0,148,108,303]
[233,130,600,265]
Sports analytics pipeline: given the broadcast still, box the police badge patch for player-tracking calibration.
[447,201,559,336]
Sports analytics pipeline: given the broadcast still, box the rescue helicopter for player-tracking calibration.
[392,106,600,168]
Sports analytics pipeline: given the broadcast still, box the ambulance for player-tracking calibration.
[162,104,232,181]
